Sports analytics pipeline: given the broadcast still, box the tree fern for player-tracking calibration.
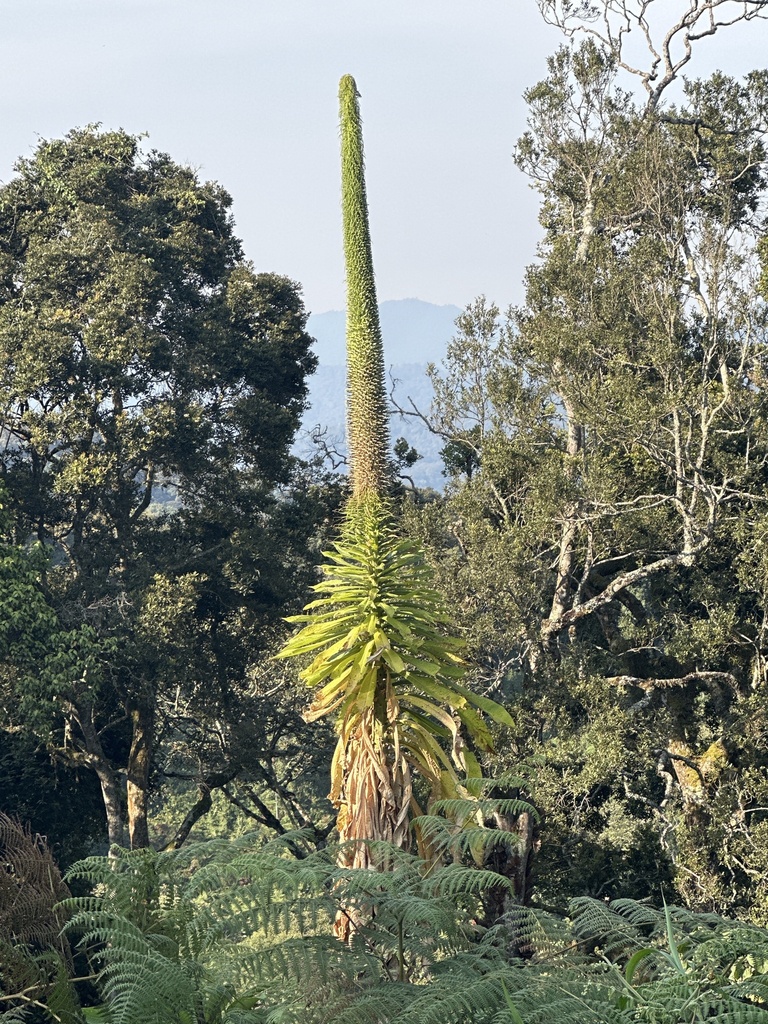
[62,833,515,1024]
[498,896,768,1023]
[415,771,539,869]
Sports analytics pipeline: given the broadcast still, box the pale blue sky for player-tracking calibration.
[1,1,766,317]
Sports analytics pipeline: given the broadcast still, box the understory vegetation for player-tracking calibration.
[4,1,768,1021]
[6,811,768,1023]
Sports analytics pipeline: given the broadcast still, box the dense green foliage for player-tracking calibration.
[8,826,768,1024]
[5,3,768,1023]
[404,40,768,916]
[0,126,330,853]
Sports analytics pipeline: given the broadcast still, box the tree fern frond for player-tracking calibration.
[505,905,577,961]
[569,897,644,960]
[395,968,512,1024]
[61,838,768,1024]
[0,946,83,1024]
[428,798,538,822]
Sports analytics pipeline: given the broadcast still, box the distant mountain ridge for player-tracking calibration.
[298,298,462,490]
[307,298,461,366]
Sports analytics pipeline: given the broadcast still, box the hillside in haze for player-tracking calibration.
[307,298,461,367]
[297,299,462,490]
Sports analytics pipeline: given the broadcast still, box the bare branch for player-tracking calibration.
[604,670,739,689]
[160,769,238,851]
[538,1,768,111]
[541,529,713,640]
[306,423,348,471]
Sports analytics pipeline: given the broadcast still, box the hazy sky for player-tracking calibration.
[1,1,766,317]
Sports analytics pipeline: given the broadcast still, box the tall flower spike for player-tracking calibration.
[339,74,390,501]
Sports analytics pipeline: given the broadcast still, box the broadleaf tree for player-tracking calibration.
[402,18,768,913]
[0,127,320,850]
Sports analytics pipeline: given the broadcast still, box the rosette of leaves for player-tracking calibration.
[279,495,513,864]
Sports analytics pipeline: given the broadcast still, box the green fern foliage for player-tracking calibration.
[62,833,514,1024]
[0,949,81,1024]
[413,771,539,873]
[52,835,768,1024]
[500,896,768,1023]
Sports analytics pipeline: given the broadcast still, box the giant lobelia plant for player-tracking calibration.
[278,76,512,886]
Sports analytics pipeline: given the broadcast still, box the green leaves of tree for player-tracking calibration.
[0,125,320,849]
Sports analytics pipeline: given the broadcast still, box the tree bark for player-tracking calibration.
[545,390,585,644]
[95,760,126,850]
[126,698,154,850]
[479,809,537,936]
[67,703,126,848]
[541,534,712,642]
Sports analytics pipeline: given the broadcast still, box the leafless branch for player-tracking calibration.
[538,1,768,111]
[307,423,347,471]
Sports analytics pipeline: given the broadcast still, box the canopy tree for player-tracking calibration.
[403,34,768,914]
[537,0,768,113]
[0,127,320,850]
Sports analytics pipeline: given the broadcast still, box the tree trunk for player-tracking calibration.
[126,698,154,850]
[95,760,127,850]
[69,701,127,848]
[479,809,536,932]
[544,391,584,647]
[332,711,411,940]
